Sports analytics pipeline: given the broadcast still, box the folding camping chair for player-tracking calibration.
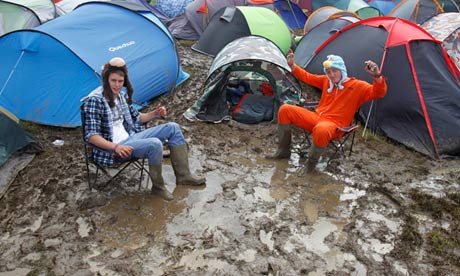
[301,102,358,165]
[80,105,150,191]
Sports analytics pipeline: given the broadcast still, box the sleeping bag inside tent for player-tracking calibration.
[0,1,188,127]
[184,36,301,124]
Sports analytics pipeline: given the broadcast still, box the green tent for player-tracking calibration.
[192,6,292,57]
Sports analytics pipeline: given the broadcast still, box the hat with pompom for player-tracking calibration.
[323,55,347,93]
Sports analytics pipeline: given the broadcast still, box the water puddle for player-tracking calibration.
[94,145,383,274]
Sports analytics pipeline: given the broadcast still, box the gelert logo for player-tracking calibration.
[109,41,135,52]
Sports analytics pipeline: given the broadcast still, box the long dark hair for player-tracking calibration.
[101,60,134,108]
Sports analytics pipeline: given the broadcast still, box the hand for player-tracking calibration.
[114,144,133,158]
[286,49,295,69]
[364,60,381,77]
[155,104,167,118]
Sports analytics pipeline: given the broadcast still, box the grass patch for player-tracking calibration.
[410,190,460,220]
[391,214,423,260]
[409,189,460,270]
[427,225,460,267]
[177,39,196,47]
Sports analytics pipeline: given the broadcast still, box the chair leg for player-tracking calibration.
[327,131,356,165]
[106,162,132,186]
[85,158,92,191]
[86,158,152,191]
[136,159,151,191]
[348,131,356,157]
[139,159,145,190]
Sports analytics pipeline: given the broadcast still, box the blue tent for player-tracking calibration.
[0,2,188,127]
[274,0,308,30]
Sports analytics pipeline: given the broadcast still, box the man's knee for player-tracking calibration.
[312,126,335,147]
[278,104,292,123]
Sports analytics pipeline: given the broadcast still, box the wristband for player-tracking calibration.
[113,144,119,152]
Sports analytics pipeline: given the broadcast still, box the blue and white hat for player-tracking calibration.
[323,55,347,93]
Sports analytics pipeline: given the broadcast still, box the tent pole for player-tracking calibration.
[362,100,374,139]
[285,0,301,30]
[0,50,25,98]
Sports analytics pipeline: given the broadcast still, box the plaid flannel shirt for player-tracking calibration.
[82,88,144,166]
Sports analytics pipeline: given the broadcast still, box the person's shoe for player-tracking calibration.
[170,144,206,186]
[149,164,174,201]
[265,124,292,159]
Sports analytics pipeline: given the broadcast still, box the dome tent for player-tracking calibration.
[388,0,460,24]
[295,15,359,67]
[422,12,460,70]
[0,0,57,35]
[184,36,301,124]
[166,0,273,41]
[303,6,358,34]
[312,0,381,18]
[0,107,42,167]
[0,1,188,127]
[192,6,292,57]
[274,0,308,30]
[305,17,460,159]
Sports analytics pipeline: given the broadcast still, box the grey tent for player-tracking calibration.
[295,15,359,67]
[0,0,57,35]
[184,36,301,124]
[167,0,274,40]
[0,107,42,166]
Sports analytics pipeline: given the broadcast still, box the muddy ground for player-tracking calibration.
[1,42,459,276]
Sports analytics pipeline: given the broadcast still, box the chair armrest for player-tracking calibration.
[338,124,359,133]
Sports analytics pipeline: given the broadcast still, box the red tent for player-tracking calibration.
[304,17,460,159]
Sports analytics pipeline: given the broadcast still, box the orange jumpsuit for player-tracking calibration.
[278,65,387,147]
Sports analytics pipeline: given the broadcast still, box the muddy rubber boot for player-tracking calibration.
[170,144,206,186]
[299,144,326,176]
[265,124,292,159]
[149,164,174,201]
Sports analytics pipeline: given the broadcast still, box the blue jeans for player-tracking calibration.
[117,122,185,165]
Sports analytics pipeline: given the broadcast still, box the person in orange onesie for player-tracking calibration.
[266,51,387,175]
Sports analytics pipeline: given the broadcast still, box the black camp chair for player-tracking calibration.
[301,102,358,165]
[80,104,150,191]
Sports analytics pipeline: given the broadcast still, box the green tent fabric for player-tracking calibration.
[239,6,291,52]
[192,6,292,57]
[0,108,42,166]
